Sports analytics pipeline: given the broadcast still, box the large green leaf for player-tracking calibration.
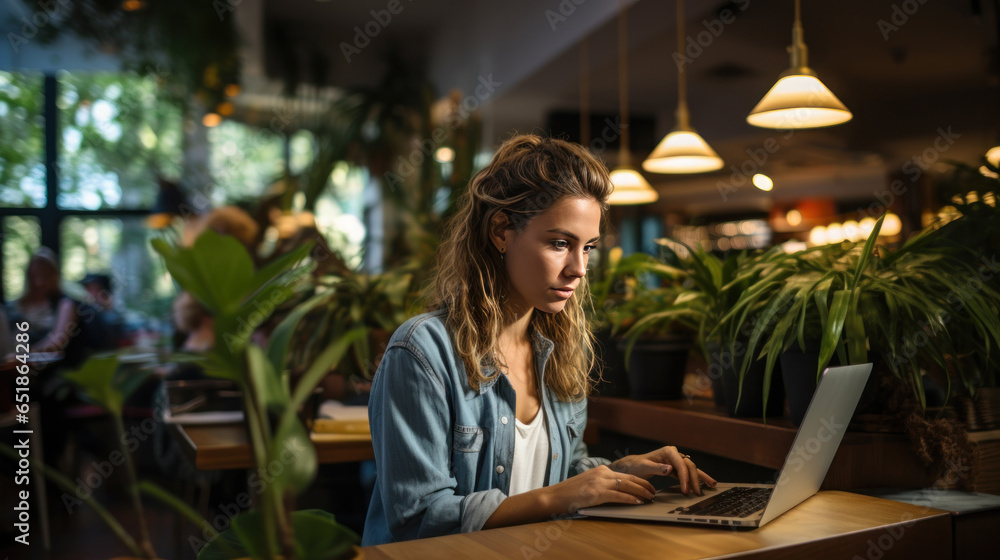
[817,289,852,379]
[152,230,255,316]
[62,355,123,416]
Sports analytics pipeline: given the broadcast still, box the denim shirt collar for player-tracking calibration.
[473,329,555,397]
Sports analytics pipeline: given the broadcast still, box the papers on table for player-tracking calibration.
[315,400,370,434]
[162,410,245,425]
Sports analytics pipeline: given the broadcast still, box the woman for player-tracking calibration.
[5,248,82,361]
[363,135,716,545]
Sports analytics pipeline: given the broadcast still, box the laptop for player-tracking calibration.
[579,363,872,528]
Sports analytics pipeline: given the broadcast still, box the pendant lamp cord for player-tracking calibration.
[790,0,808,70]
[675,0,690,130]
[618,2,631,164]
[580,38,590,148]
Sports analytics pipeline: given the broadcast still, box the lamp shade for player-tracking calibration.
[609,167,658,205]
[747,73,852,129]
[642,129,724,174]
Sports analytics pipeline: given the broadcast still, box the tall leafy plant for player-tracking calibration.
[152,230,363,560]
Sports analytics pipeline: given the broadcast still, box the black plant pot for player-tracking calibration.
[591,328,630,398]
[618,336,691,400]
[780,345,880,426]
[720,358,785,418]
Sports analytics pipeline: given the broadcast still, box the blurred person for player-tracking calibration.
[5,248,77,352]
[76,273,125,353]
[363,135,716,546]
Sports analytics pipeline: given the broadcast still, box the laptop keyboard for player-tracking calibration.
[668,487,773,518]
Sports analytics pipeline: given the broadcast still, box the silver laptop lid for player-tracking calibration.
[759,363,872,526]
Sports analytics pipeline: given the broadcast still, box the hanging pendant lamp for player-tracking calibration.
[643,0,723,174]
[609,3,657,204]
[747,0,852,129]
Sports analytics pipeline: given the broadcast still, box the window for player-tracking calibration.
[208,120,285,205]
[60,217,175,320]
[57,72,184,210]
[2,216,42,300]
[0,72,45,208]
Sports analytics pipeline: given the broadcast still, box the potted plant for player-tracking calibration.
[151,229,364,560]
[734,212,1000,425]
[623,242,786,416]
[587,247,685,398]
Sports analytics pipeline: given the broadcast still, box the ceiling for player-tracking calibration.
[13,0,994,216]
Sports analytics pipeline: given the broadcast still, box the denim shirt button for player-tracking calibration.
[496,465,505,474]
[553,453,558,460]
[501,416,508,425]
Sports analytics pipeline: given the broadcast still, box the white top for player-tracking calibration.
[508,405,549,496]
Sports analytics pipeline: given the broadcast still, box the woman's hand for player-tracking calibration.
[610,446,717,496]
[542,465,656,513]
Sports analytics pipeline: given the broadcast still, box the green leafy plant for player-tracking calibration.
[151,229,364,560]
[733,212,1000,412]
[621,243,763,368]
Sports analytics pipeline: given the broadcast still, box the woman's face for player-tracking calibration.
[499,196,602,315]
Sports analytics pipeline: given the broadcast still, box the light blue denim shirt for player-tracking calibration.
[362,309,609,546]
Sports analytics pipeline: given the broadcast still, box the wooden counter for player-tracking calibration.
[168,422,373,470]
[363,491,951,560]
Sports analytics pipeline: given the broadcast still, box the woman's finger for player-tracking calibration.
[685,457,702,496]
[696,468,718,488]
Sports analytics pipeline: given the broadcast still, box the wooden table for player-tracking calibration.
[169,422,374,470]
[588,397,940,490]
[363,491,951,560]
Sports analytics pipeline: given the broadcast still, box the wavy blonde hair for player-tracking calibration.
[427,134,612,401]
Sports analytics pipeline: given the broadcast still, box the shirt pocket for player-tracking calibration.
[565,405,587,441]
[453,424,484,453]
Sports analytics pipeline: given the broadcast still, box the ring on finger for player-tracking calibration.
[615,478,621,491]
[680,454,691,460]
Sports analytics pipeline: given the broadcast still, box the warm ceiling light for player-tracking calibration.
[642,0,723,174]
[747,0,852,129]
[434,146,455,163]
[752,174,773,191]
[224,83,241,97]
[202,113,222,127]
[609,4,658,204]
[826,222,844,243]
[609,168,658,205]
[216,102,234,116]
[643,130,724,174]
[808,226,826,245]
[986,146,1000,166]
[881,213,902,236]
[122,0,145,11]
[786,209,802,227]
[842,220,860,241]
[859,217,876,238]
